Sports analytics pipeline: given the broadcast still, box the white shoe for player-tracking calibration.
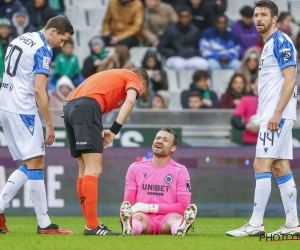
[175,204,197,236]
[226,223,265,237]
[120,201,133,236]
[266,225,300,237]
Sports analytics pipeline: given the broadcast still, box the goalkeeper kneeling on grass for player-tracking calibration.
[119,127,197,236]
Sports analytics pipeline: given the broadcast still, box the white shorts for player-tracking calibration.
[0,110,45,161]
[256,119,294,160]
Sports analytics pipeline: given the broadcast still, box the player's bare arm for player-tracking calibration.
[103,89,137,148]
[268,66,296,131]
[34,74,55,146]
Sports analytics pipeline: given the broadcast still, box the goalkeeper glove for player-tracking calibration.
[132,202,158,214]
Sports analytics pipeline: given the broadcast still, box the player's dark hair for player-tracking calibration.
[188,91,203,100]
[255,0,278,17]
[158,127,178,146]
[193,70,210,83]
[44,15,74,35]
[132,68,149,88]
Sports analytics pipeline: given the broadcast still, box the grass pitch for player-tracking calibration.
[1,217,299,250]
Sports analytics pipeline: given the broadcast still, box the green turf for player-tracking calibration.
[1,217,299,250]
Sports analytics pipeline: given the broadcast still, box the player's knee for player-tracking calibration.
[24,156,44,170]
[133,214,143,221]
[253,161,261,173]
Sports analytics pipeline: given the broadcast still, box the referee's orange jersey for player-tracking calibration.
[68,69,143,114]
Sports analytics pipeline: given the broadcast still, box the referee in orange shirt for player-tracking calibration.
[64,68,149,236]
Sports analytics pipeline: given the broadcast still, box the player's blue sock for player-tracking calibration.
[276,172,299,228]
[0,164,28,213]
[27,169,51,228]
[249,172,272,227]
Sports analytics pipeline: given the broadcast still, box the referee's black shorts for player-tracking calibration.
[64,97,103,158]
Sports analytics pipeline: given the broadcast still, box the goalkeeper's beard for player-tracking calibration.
[152,148,168,157]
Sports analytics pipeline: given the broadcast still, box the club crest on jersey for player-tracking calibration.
[42,56,51,70]
[165,174,173,184]
[118,100,124,105]
[186,183,191,192]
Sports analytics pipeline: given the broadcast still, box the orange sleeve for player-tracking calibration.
[125,75,143,99]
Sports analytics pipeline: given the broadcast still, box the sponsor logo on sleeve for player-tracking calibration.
[42,56,51,70]
[282,51,292,61]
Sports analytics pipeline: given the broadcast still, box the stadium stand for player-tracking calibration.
[272,0,289,12]
[129,47,148,67]
[178,69,195,90]
[164,68,178,92]
[211,69,235,99]
[225,0,256,22]
[290,0,300,24]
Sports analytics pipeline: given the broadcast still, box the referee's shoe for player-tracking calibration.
[84,223,120,236]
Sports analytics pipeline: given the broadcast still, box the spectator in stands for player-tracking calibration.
[277,12,300,44]
[48,76,75,109]
[0,0,25,21]
[142,0,177,47]
[296,31,300,61]
[136,87,155,108]
[98,44,135,71]
[48,0,65,15]
[151,90,170,109]
[102,0,144,49]
[158,6,208,72]
[187,91,203,109]
[11,8,35,38]
[25,0,57,30]
[183,0,214,32]
[82,36,107,79]
[0,18,13,87]
[54,38,81,86]
[220,73,247,109]
[231,6,260,59]
[231,75,259,145]
[200,14,240,74]
[206,0,226,17]
[161,0,183,10]
[236,47,260,91]
[141,49,168,91]
[181,70,218,109]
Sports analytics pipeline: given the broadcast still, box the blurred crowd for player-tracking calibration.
[1,0,300,117]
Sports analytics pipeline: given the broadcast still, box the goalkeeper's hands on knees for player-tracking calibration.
[132,202,158,214]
